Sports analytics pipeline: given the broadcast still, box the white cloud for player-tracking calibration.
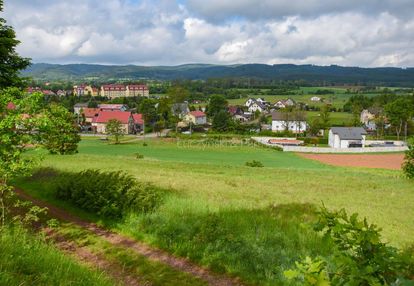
[2,0,414,67]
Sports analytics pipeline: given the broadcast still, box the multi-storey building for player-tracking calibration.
[127,85,149,97]
[100,84,127,98]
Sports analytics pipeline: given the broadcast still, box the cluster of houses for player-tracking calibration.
[26,83,150,99]
[74,103,144,134]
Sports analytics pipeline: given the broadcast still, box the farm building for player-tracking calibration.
[271,111,307,133]
[328,127,367,148]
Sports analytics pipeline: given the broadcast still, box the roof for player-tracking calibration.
[366,107,383,115]
[127,84,148,90]
[189,110,206,118]
[102,84,126,91]
[330,127,367,140]
[132,113,144,124]
[250,101,266,109]
[81,108,100,118]
[74,103,88,108]
[93,111,132,124]
[98,104,128,110]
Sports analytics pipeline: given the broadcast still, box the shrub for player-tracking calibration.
[54,170,164,218]
[245,160,264,167]
[402,138,414,179]
[135,153,144,159]
[285,206,414,285]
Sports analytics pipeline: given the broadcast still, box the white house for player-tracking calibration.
[328,127,367,148]
[271,111,307,133]
[274,98,296,109]
[310,96,321,102]
[248,101,267,113]
[245,98,256,107]
[184,111,207,125]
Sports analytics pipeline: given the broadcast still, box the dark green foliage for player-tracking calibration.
[285,206,414,285]
[212,110,231,132]
[39,104,80,155]
[135,153,144,159]
[54,170,164,218]
[207,95,228,117]
[245,160,264,167]
[403,138,414,179]
[0,1,31,89]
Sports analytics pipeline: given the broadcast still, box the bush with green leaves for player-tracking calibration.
[402,138,414,179]
[54,170,165,218]
[285,206,414,285]
[245,160,264,167]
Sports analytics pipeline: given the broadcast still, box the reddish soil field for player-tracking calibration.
[298,153,404,170]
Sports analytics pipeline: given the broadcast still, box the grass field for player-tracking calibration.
[0,226,114,286]
[16,138,414,285]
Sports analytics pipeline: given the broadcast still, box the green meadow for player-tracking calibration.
[17,138,414,285]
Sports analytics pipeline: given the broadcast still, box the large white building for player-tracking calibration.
[328,127,367,148]
[271,111,307,133]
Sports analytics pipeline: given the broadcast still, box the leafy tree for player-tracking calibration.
[207,95,228,117]
[384,98,412,140]
[308,118,323,137]
[212,110,230,132]
[167,85,189,103]
[319,105,330,129]
[39,104,80,155]
[153,119,166,137]
[106,119,124,144]
[402,138,414,179]
[138,98,158,125]
[87,98,98,108]
[0,1,31,89]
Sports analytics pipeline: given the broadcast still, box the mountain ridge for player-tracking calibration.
[23,63,414,86]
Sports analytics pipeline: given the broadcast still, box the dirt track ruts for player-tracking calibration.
[15,188,243,286]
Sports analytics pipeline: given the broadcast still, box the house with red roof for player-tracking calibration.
[184,110,207,125]
[80,108,100,123]
[91,111,143,134]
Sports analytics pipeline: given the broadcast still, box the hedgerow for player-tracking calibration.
[54,169,165,218]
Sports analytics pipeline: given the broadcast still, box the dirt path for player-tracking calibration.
[15,188,242,286]
[43,228,143,286]
[298,153,404,170]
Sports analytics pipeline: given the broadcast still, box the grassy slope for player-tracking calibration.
[0,226,114,286]
[18,138,414,285]
[27,138,414,245]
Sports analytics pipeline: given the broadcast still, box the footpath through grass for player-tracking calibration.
[0,226,114,286]
[17,138,414,285]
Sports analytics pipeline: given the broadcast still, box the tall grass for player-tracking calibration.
[0,226,114,286]
[120,198,333,285]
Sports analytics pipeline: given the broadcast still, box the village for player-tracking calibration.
[36,83,407,152]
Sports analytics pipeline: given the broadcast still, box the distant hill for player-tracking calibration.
[23,63,414,86]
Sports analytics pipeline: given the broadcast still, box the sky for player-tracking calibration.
[3,0,414,67]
